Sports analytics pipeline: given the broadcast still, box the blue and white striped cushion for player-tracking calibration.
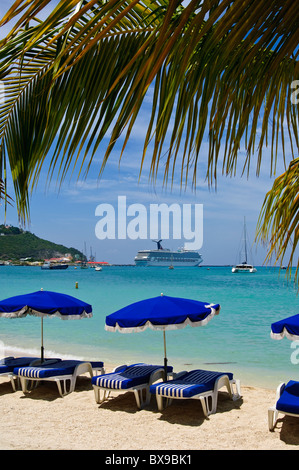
[0,357,39,374]
[14,360,82,379]
[90,361,104,370]
[150,369,233,398]
[92,364,172,390]
[0,357,36,374]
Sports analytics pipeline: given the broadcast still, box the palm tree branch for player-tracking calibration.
[0,0,298,282]
[257,158,299,283]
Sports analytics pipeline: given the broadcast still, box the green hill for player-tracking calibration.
[0,225,84,262]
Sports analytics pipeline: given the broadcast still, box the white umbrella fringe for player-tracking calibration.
[0,306,92,361]
[271,329,299,342]
[105,305,219,333]
[0,308,92,319]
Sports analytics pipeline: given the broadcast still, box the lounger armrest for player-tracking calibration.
[268,382,286,431]
[30,359,42,366]
[214,374,231,396]
[149,369,187,385]
[172,370,188,380]
[74,362,93,377]
[0,356,14,364]
[275,382,285,401]
[113,364,128,373]
[148,368,165,385]
[30,358,61,366]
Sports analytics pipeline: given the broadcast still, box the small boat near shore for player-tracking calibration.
[41,261,68,270]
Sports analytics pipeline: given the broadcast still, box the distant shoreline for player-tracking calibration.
[0,263,287,268]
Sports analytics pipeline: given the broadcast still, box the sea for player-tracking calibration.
[0,264,298,389]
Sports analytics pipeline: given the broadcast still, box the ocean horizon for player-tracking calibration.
[0,264,298,390]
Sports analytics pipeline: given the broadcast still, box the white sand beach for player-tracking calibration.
[1,362,299,451]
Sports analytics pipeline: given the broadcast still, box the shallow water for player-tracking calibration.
[0,265,298,388]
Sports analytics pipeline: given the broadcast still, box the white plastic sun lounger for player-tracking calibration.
[92,363,173,409]
[269,380,299,431]
[150,369,241,417]
[14,359,105,397]
[0,356,41,391]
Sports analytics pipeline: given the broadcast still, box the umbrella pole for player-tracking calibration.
[163,331,167,381]
[41,317,44,363]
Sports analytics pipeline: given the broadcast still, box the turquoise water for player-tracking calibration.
[0,265,298,389]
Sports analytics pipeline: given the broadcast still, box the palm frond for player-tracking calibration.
[257,158,299,284]
[0,0,298,282]
[0,22,63,222]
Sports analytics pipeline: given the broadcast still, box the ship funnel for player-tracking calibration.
[152,239,163,250]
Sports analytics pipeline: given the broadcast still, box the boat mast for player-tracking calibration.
[243,217,247,264]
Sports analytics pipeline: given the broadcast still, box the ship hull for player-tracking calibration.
[232,265,257,273]
[41,264,69,270]
[134,250,202,267]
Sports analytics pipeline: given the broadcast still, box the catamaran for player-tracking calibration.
[232,218,257,273]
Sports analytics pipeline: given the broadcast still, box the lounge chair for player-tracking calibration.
[92,363,174,409]
[14,359,105,397]
[150,369,241,417]
[0,356,43,391]
[268,380,299,431]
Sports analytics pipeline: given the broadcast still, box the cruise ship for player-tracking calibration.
[134,240,203,267]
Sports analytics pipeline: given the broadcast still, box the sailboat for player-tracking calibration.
[168,254,174,270]
[80,242,88,269]
[232,218,257,273]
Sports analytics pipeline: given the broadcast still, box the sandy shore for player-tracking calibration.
[1,362,299,451]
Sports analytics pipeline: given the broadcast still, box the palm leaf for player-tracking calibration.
[257,158,299,285]
[0,0,298,281]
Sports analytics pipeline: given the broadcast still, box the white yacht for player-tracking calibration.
[232,218,257,273]
[232,262,257,273]
[134,240,203,267]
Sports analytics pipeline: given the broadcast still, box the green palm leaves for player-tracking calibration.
[0,0,298,279]
[257,158,299,284]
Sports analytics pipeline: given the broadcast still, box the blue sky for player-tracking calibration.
[0,1,297,266]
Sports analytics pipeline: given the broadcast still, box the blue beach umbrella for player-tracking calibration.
[0,289,92,362]
[105,293,220,380]
[271,314,299,342]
